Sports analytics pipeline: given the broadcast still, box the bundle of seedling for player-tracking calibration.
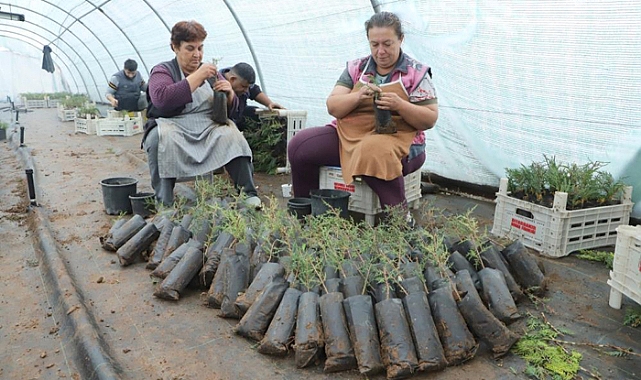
[98,175,551,379]
[60,94,91,110]
[505,155,628,210]
[242,115,287,174]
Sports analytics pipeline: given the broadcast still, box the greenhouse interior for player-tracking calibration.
[0,1,640,380]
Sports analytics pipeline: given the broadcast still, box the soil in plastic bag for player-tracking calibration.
[235,278,288,341]
[151,239,202,279]
[258,287,301,356]
[218,243,251,318]
[117,222,160,266]
[234,262,285,316]
[502,240,547,293]
[480,243,524,300]
[375,298,418,379]
[154,245,204,300]
[454,270,520,358]
[101,214,146,251]
[424,266,454,292]
[399,276,426,297]
[323,278,342,294]
[199,230,235,289]
[319,292,357,373]
[448,251,482,290]
[402,292,447,373]
[146,218,175,270]
[428,285,478,365]
[477,267,521,324]
[373,96,396,134]
[372,280,398,304]
[294,291,324,368]
[162,224,191,261]
[210,91,228,125]
[341,275,366,298]
[343,294,385,376]
[99,218,127,250]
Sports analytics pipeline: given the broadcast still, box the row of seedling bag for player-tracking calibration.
[99,194,546,380]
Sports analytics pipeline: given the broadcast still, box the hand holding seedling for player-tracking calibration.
[359,83,381,101]
[374,91,403,112]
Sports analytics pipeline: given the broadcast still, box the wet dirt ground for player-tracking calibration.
[1,107,640,380]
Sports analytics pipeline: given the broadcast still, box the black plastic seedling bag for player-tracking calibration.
[101,214,146,251]
[117,222,160,266]
[502,240,546,292]
[402,291,447,373]
[323,278,342,294]
[341,275,366,299]
[235,278,289,341]
[454,270,520,358]
[258,287,302,356]
[100,218,127,250]
[162,224,191,261]
[399,276,426,296]
[235,262,285,316]
[146,218,175,270]
[372,280,398,304]
[448,251,482,290]
[199,230,234,289]
[477,267,521,324]
[375,298,418,379]
[219,243,251,319]
[319,292,357,373]
[428,285,478,365]
[150,239,202,279]
[480,243,524,300]
[424,266,454,292]
[373,95,396,134]
[154,245,204,300]
[343,294,385,376]
[294,291,324,368]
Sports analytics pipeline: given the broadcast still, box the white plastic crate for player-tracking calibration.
[74,115,99,134]
[319,166,422,224]
[47,99,60,108]
[256,109,306,173]
[24,98,47,109]
[491,178,633,258]
[608,225,641,308]
[57,104,77,121]
[96,118,143,137]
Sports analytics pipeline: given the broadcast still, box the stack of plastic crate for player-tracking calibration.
[319,166,422,225]
[96,111,144,137]
[608,225,641,309]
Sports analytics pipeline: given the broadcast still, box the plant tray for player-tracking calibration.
[57,104,77,122]
[74,116,99,135]
[319,166,421,225]
[25,99,47,109]
[491,178,634,258]
[256,109,307,173]
[96,118,143,137]
[608,225,641,308]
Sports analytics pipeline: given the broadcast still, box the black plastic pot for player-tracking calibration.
[100,177,138,215]
[310,189,351,218]
[129,192,156,218]
[287,197,312,219]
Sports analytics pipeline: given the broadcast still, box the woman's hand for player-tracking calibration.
[214,79,234,99]
[359,83,381,101]
[374,91,403,111]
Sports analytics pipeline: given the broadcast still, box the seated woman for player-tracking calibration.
[288,11,438,221]
[142,20,261,208]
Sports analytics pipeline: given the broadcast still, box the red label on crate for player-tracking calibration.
[334,182,355,193]
[511,218,536,234]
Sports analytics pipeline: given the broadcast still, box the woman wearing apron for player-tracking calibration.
[143,20,261,208]
[288,11,438,223]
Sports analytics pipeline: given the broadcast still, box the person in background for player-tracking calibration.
[287,11,438,225]
[220,62,284,131]
[141,20,261,208]
[106,59,148,111]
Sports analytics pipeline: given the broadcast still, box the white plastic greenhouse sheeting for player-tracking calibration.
[1,0,640,217]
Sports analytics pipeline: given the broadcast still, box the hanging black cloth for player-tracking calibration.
[42,45,55,73]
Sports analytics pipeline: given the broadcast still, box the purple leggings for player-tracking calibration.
[287,125,426,210]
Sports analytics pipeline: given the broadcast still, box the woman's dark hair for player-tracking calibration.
[171,20,208,48]
[364,12,403,39]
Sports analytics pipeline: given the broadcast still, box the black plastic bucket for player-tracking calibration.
[100,177,138,215]
[310,189,351,218]
[287,197,312,219]
[129,192,156,218]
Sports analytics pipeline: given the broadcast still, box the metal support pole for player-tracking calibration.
[19,126,25,146]
[25,169,37,205]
